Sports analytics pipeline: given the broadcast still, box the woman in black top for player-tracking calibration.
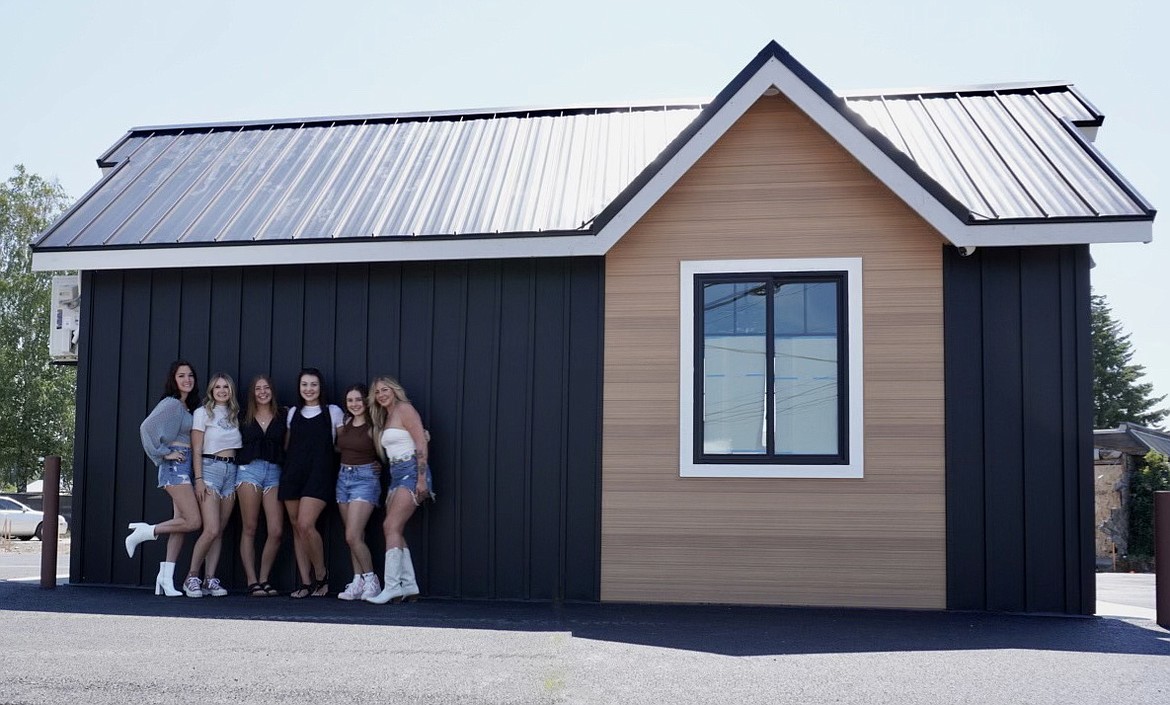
[235,375,286,597]
[281,368,343,598]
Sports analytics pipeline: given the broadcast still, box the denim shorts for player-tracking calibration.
[156,446,193,488]
[336,462,381,505]
[201,458,238,499]
[236,459,281,493]
[386,456,434,501]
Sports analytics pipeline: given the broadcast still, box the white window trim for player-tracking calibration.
[680,257,864,478]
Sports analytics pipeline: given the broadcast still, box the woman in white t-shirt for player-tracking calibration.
[184,373,244,598]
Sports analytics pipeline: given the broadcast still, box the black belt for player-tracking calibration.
[202,454,236,464]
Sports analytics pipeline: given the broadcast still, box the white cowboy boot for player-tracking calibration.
[125,522,157,557]
[398,547,420,601]
[365,548,402,604]
[154,562,182,597]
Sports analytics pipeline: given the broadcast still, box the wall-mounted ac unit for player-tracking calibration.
[50,274,80,363]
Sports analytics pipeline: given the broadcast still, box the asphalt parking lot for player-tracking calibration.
[1,544,1167,704]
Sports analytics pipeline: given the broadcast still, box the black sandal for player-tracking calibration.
[246,582,267,597]
[309,574,330,597]
[260,581,279,597]
[289,584,311,599]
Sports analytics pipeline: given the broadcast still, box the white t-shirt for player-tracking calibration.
[192,405,243,455]
[287,404,345,442]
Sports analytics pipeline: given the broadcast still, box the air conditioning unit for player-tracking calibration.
[50,274,80,362]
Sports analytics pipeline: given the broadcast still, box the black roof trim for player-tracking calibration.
[31,227,592,254]
[122,102,708,137]
[588,41,976,234]
[839,80,1074,98]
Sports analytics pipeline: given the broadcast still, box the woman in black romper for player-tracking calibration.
[281,368,343,598]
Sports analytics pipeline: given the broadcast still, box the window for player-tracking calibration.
[680,258,863,478]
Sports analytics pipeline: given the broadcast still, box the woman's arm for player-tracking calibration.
[139,398,182,467]
[191,428,205,495]
[400,404,428,468]
[191,407,207,495]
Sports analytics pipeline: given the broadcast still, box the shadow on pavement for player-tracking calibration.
[2,580,1167,658]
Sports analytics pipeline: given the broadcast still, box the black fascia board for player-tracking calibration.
[30,227,592,254]
[30,159,132,250]
[588,40,976,235]
[119,102,707,138]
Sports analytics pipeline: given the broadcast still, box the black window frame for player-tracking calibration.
[693,271,850,465]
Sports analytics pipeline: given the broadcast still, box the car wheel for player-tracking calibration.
[34,522,43,541]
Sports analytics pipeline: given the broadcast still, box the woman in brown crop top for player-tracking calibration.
[333,383,383,601]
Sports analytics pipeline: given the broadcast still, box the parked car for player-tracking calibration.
[0,496,68,540]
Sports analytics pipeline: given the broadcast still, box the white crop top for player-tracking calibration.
[381,428,416,460]
[192,405,243,455]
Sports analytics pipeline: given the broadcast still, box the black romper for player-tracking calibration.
[279,407,337,502]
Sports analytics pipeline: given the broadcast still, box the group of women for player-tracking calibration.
[125,361,433,603]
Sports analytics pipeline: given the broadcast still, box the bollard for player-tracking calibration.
[40,456,61,590]
[1157,491,1169,629]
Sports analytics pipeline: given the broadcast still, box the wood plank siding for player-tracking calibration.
[602,96,947,608]
[72,258,603,600]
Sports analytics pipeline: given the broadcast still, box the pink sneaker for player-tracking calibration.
[337,575,365,601]
[359,574,381,601]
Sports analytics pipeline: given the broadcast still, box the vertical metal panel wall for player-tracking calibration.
[944,244,1094,614]
[70,257,603,601]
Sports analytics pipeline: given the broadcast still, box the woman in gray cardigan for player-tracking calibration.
[125,360,205,596]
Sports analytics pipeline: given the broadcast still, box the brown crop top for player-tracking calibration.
[337,422,380,467]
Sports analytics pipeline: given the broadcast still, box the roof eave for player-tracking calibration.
[30,231,606,272]
[590,42,1153,253]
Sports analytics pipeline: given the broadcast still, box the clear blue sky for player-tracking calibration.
[4,0,1167,417]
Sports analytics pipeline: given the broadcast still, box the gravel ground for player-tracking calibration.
[1,578,1167,705]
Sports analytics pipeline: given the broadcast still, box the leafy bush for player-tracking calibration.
[1127,451,1170,564]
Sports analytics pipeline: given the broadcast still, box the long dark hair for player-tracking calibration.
[161,360,200,412]
[295,367,327,410]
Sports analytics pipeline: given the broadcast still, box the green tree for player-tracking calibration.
[1091,292,1167,429]
[0,165,75,490]
[1127,451,1170,560]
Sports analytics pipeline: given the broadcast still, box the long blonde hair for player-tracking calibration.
[244,374,278,427]
[368,376,410,462]
[202,373,240,426]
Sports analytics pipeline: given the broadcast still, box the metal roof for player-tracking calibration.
[38,105,702,249]
[31,46,1154,259]
[1094,423,1170,457]
[844,82,1151,222]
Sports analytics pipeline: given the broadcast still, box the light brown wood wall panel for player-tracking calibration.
[602,95,947,609]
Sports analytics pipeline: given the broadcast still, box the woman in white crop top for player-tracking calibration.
[185,373,243,597]
[365,375,432,604]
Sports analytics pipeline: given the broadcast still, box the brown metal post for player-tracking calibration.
[1157,491,1169,629]
[40,456,61,589]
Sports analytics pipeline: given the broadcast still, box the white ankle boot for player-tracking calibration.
[365,548,402,604]
[155,562,182,597]
[125,522,157,557]
[398,547,420,601]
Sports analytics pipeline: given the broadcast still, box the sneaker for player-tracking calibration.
[203,577,228,597]
[337,575,365,601]
[183,575,203,598]
[359,574,381,601]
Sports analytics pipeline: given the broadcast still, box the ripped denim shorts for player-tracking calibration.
[156,446,192,488]
[236,459,281,493]
[386,455,434,504]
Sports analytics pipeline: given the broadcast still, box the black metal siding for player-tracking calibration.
[71,258,603,601]
[944,245,1094,614]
